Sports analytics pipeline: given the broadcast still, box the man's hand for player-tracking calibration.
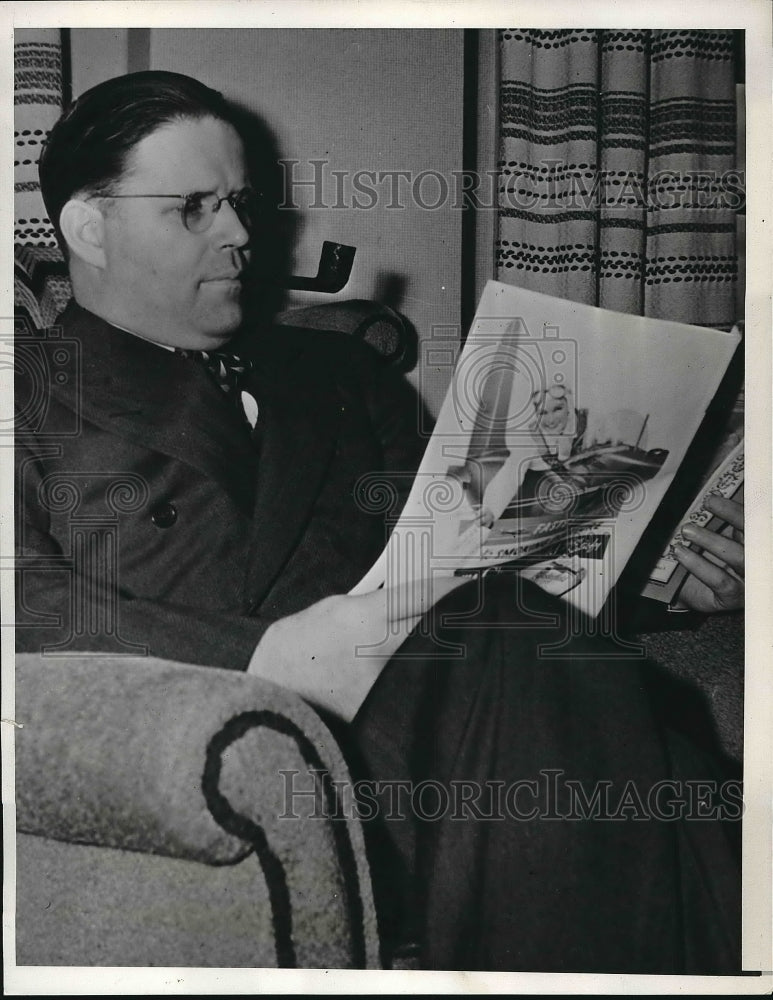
[673,493,744,613]
[248,575,467,722]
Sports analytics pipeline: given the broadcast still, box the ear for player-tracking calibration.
[59,198,107,268]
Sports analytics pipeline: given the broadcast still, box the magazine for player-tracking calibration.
[351,281,742,618]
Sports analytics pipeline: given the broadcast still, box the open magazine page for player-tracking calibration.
[352,281,742,617]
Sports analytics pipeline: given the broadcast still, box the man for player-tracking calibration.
[16,70,741,972]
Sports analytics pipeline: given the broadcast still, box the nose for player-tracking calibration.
[212,198,250,250]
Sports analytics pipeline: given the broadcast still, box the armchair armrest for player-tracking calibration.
[275,299,417,370]
[15,653,380,968]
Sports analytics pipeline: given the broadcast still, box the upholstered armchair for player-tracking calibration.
[15,653,380,968]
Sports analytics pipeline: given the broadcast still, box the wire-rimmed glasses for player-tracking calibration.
[105,187,262,234]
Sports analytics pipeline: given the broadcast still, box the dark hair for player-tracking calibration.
[39,70,238,253]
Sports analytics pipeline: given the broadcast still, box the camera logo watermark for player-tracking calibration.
[4,318,81,439]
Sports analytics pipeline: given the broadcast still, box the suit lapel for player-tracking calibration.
[55,303,343,606]
[242,331,341,608]
[55,302,259,515]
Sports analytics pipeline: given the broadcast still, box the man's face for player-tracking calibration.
[97,116,251,350]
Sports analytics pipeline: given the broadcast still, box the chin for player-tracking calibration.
[200,306,243,343]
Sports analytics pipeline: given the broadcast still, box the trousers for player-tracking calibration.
[346,574,741,973]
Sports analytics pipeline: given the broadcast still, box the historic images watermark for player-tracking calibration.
[278,160,745,213]
[279,768,744,824]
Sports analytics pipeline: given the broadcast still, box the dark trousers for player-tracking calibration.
[347,574,741,973]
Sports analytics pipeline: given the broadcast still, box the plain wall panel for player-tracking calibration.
[70,29,129,97]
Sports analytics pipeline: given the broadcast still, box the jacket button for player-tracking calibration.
[150,501,177,528]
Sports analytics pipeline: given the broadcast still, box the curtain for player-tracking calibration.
[496,30,738,330]
[14,29,73,329]
[14,28,65,249]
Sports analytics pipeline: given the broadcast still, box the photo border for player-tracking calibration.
[2,2,771,995]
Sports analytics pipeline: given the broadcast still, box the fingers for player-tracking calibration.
[681,520,744,578]
[675,477,744,613]
[702,493,744,535]
[674,543,744,611]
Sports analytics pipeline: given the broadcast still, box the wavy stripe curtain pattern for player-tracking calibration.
[496,30,739,329]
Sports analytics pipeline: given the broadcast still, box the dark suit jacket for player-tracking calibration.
[15,301,424,668]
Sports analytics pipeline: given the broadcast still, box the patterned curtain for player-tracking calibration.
[14,28,65,248]
[496,30,738,330]
[14,29,73,329]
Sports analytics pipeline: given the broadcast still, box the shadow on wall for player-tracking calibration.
[373,273,407,314]
[228,98,411,346]
[229,100,297,332]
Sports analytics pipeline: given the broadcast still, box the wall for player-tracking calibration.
[70,28,466,415]
[70,29,129,96]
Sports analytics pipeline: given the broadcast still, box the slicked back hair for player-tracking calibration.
[39,70,239,255]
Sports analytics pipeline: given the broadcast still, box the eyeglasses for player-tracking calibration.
[105,187,262,234]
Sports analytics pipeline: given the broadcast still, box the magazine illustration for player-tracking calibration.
[352,281,742,618]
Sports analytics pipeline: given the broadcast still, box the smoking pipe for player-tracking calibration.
[282,241,356,292]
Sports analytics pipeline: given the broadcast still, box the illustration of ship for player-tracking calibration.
[499,413,669,523]
[446,359,670,559]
